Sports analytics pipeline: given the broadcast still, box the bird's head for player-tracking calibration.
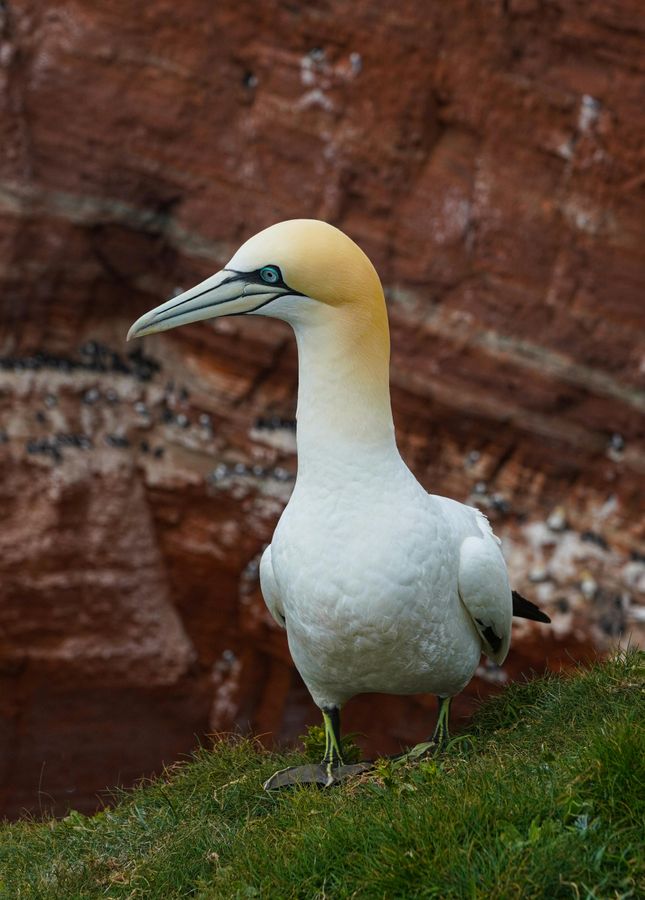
[127,219,385,341]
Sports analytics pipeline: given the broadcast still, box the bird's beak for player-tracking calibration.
[127,269,285,341]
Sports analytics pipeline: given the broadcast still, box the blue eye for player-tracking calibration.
[260,266,280,284]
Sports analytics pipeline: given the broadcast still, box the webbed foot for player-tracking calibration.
[392,695,453,764]
[263,761,373,791]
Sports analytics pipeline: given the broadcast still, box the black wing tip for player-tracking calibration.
[512,590,552,624]
[475,618,503,653]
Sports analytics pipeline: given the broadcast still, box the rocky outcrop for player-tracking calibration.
[0,0,643,817]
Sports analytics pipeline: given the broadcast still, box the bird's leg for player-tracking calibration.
[432,695,452,750]
[321,706,344,775]
[394,695,453,763]
[263,706,372,791]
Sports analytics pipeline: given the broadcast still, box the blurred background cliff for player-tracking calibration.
[0,0,643,819]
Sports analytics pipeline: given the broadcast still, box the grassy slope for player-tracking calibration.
[1,652,643,899]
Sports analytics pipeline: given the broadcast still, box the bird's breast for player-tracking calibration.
[271,478,452,639]
[267,474,482,703]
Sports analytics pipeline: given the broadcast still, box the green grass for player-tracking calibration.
[1,652,643,899]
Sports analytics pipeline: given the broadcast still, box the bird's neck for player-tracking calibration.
[291,300,399,478]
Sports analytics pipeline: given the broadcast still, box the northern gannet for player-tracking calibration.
[128,219,550,788]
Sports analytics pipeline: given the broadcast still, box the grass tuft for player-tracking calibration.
[0,651,643,898]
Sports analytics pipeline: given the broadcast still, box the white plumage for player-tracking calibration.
[129,218,544,787]
[263,454,510,711]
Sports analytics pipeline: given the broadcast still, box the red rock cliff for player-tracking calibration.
[0,0,643,817]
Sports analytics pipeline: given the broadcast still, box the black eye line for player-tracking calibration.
[226,265,297,293]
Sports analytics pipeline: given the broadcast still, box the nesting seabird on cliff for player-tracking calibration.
[128,220,550,789]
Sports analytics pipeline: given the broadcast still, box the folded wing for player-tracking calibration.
[259,544,286,628]
[458,528,513,665]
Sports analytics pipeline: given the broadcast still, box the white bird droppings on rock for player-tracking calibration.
[529,567,549,583]
[547,506,568,532]
[578,95,601,133]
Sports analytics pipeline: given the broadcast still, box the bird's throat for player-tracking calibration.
[292,303,397,476]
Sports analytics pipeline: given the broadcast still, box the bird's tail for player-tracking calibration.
[512,590,551,623]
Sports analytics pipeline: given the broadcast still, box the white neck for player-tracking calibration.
[291,304,399,480]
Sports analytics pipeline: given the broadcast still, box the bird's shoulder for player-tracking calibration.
[427,492,496,541]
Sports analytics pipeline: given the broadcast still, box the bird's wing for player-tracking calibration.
[259,544,286,628]
[458,513,512,665]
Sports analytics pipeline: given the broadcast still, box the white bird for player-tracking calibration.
[128,219,550,788]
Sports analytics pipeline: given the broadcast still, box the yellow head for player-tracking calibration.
[127,219,387,340]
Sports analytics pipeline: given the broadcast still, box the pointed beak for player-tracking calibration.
[127,270,284,341]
